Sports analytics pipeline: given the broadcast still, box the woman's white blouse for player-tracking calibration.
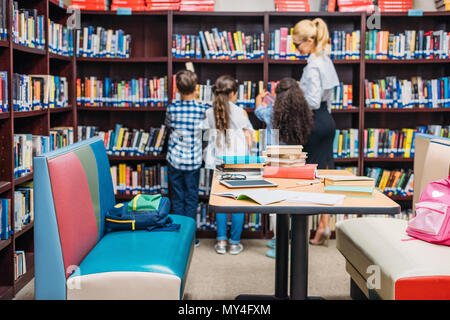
[299,53,340,113]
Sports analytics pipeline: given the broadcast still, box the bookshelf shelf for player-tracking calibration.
[0,40,8,48]
[389,195,413,201]
[0,113,9,120]
[12,43,46,56]
[0,182,12,194]
[0,239,11,252]
[49,0,68,9]
[49,106,73,114]
[14,173,33,186]
[77,106,167,112]
[14,222,34,240]
[13,110,48,118]
[173,58,264,64]
[366,59,450,64]
[49,53,72,61]
[0,286,14,301]
[334,158,359,163]
[76,57,168,63]
[332,108,359,113]
[364,157,414,163]
[365,108,450,113]
[81,10,169,15]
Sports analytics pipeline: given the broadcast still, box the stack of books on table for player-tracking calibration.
[216,155,266,180]
[323,175,375,197]
[263,145,317,180]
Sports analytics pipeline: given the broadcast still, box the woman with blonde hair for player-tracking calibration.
[293,18,340,246]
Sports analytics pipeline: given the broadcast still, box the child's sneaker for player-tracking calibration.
[215,242,227,254]
[229,243,243,255]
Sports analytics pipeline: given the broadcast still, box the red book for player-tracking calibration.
[263,164,318,180]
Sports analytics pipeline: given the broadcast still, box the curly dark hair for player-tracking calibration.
[272,77,314,145]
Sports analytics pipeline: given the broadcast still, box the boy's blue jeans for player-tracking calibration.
[168,163,200,220]
[216,213,244,244]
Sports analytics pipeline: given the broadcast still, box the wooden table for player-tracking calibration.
[208,169,401,300]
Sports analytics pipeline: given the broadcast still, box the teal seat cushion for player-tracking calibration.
[71,214,196,281]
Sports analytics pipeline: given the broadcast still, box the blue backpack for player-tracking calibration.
[106,195,180,232]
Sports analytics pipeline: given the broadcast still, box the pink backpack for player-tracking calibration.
[406,176,450,246]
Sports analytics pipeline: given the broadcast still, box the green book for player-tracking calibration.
[324,186,374,198]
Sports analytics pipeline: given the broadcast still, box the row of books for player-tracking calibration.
[366,167,414,197]
[172,30,265,60]
[364,127,420,158]
[111,163,168,195]
[48,20,74,57]
[75,26,131,59]
[77,76,168,107]
[365,30,450,60]
[377,0,412,12]
[14,250,27,281]
[275,0,310,12]
[333,129,359,159]
[109,0,215,11]
[12,1,45,50]
[13,74,69,111]
[14,183,34,233]
[0,198,10,240]
[365,76,450,109]
[268,28,307,60]
[199,167,212,196]
[13,129,74,178]
[0,71,7,112]
[78,124,167,156]
[0,0,6,40]
[332,83,354,110]
[336,166,358,175]
[330,30,361,60]
[71,0,110,10]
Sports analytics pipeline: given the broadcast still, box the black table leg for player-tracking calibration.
[290,215,309,300]
[235,214,290,300]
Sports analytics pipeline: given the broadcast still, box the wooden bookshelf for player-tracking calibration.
[0,4,448,298]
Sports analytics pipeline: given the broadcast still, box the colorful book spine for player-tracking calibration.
[76,26,131,58]
[14,250,26,280]
[111,163,168,195]
[0,0,7,40]
[77,76,168,107]
[173,30,264,60]
[332,83,353,109]
[49,127,74,150]
[14,183,33,233]
[12,1,45,50]
[365,76,450,109]
[0,71,7,113]
[78,125,168,156]
[333,129,359,159]
[48,20,74,57]
[0,198,11,240]
[365,29,450,60]
[366,167,414,197]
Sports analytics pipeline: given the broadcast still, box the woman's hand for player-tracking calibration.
[255,90,269,108]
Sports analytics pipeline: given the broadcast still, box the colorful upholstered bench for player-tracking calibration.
[336,217,450,300]
[34,137,196,300]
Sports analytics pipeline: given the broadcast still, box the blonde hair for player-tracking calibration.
[293,18,330,56]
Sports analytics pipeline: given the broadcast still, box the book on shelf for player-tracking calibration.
[111,0,151,11]
[0,198,11,240]
[14,250,26,281]
[366,167,414,197]
[0,71,7,113]
[337,0,375,12]
[13,74,68,111]
[111,163,168,195]
[333,129,359,159]
[436,0,450,11]
[365,29,450,60]
[78,124,168,156]
[71,0,110,10]
[330,30,361,60]
[48,20,74,57]
[77,76,168,107]
[172,29,264,60]
[179,0,215,11]
[268,27,308,60]
[275,0,311,12]
[12,1,45,50]
[365,76,450,109]
[14,182,33,233]
[0,0,6,40]
[196,202,215,231]
[332,83,353,110]
[377,0,412,12]
[320,0,337,12]
[364,126,450,158]
[50,127,74,150]
[199,167,212,196]
[76,26,131,59]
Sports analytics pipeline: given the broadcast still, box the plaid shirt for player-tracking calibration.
[166,100,207,171]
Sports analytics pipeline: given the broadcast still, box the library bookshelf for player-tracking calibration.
[0,1,448,298]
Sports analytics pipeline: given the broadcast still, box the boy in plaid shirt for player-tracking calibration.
[166,70,207,227]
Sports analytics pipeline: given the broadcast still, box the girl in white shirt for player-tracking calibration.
[202,75,254,255]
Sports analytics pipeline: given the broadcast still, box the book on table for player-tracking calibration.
[323,175,375,188]
[323,186,374,197]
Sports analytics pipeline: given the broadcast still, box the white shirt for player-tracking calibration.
[202,102,254,169]
[300,52,340,113]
